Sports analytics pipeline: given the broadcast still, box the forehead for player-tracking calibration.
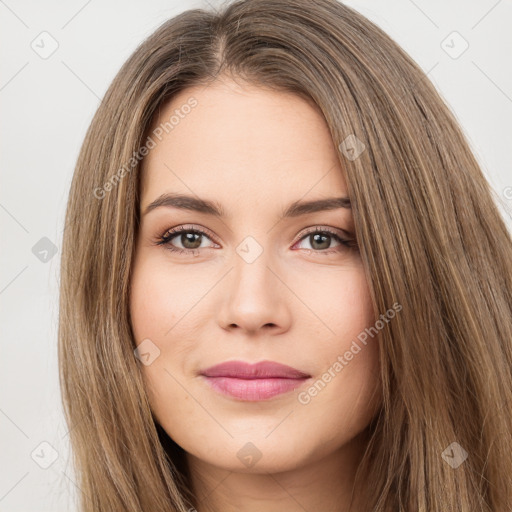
[140,79,348,212]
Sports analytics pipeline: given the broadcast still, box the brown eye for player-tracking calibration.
[308,232,334,250]
[156,226,217,255]
[173,231,203,249]
[294,228,357,255]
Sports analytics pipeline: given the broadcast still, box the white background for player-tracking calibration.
[1,1,511,510]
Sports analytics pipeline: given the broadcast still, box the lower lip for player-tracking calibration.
[202,376,309,401]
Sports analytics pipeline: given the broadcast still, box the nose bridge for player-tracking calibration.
[216,233,291,333]
[231,234,275,304]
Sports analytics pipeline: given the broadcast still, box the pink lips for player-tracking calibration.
[200,360,311,401]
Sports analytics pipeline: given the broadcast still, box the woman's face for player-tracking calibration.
[129,78,382,475]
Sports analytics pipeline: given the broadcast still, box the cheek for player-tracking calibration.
[129,259,199,427]
[129,253,215,397]
[295,263,375,350]
[129,256,200,344]
[293,265,381,424]
[326,266,379,376]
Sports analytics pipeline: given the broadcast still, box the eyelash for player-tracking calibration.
[154,224,358,257]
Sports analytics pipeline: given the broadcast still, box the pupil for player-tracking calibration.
[182,233,201,249]
[312,233,329,250]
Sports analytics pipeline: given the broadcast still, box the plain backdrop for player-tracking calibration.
[1,1,511,510]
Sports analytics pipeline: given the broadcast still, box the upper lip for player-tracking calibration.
[200,360,311,379]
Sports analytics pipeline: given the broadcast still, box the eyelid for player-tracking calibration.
[296,225,350,239]
[161,224,219,244]
[155,223,356,256]
[160,224,351,244]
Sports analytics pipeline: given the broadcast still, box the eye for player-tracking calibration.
[154,225,358,256]
[293,227,357,255]
[155,225,218,256]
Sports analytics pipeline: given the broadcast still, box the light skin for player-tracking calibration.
[129,77,382,512]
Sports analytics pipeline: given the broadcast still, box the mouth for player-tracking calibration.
[199,360,311,401]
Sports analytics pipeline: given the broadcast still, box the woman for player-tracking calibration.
[58,0,512,510]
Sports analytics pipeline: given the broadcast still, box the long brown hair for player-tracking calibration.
[58,0,512,510]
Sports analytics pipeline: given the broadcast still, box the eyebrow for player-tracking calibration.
[143,193,351,218]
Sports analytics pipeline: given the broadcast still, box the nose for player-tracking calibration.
[216,247,292,336]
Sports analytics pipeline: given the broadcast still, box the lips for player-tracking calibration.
[200,360,311,401]
[200,360,310,379]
